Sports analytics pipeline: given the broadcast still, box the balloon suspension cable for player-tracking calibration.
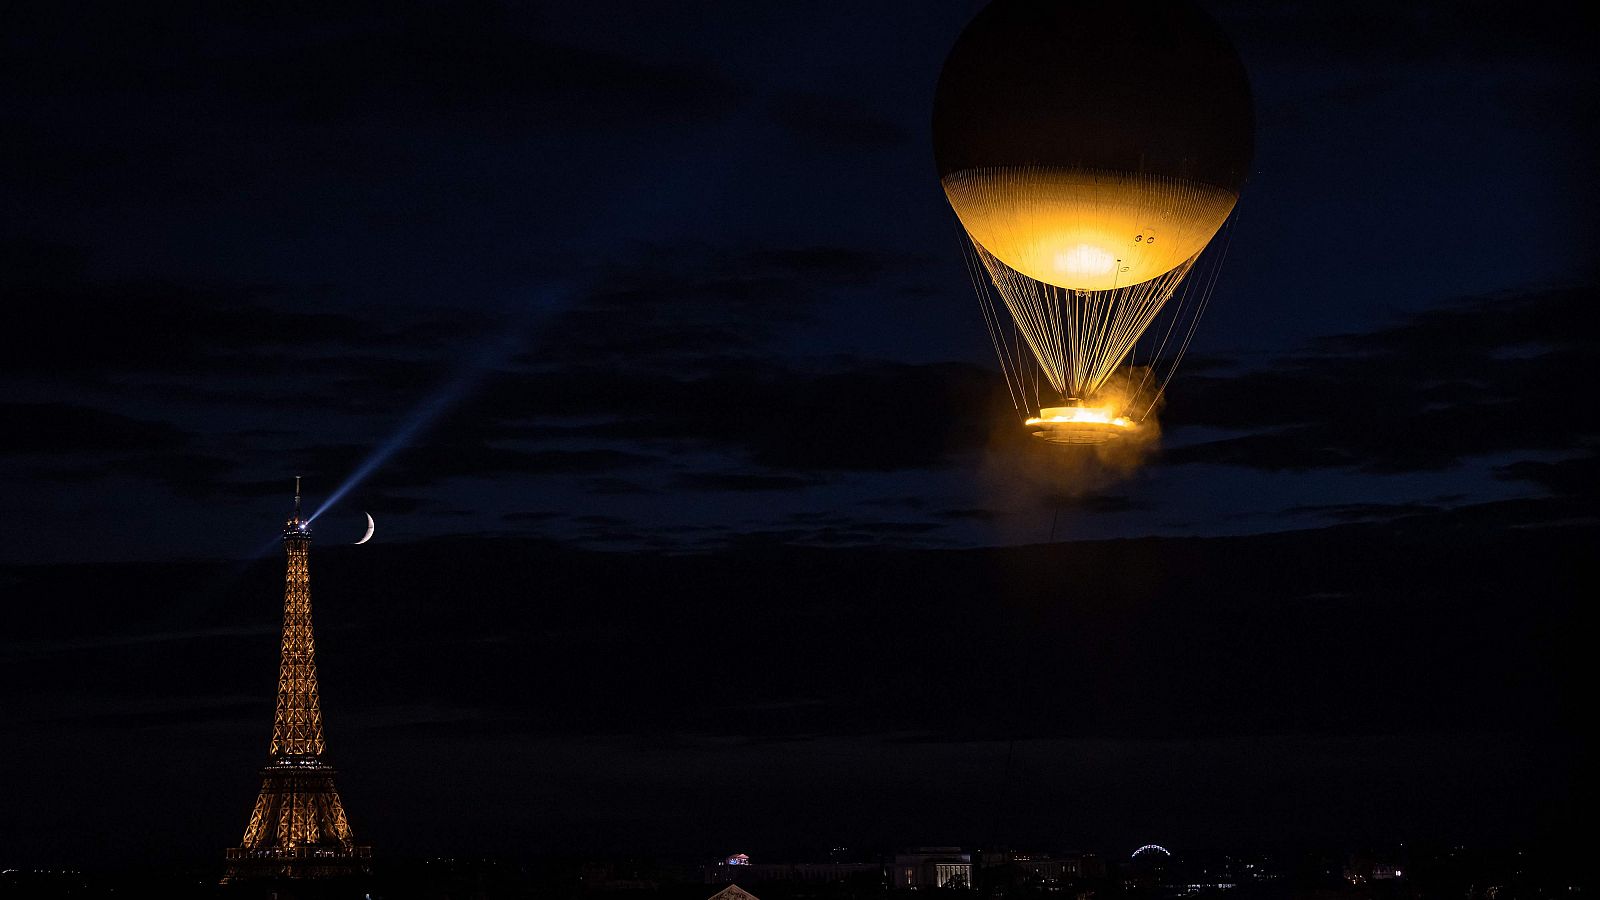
[959,183,1239,426]
[1139,209,1238,421]
[974,241,1194,412]
[962,228,1029,418]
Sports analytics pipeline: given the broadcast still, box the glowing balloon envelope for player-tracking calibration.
[934,0,1254,442]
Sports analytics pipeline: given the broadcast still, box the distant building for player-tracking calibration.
[977,850,1103,887]
[1344,853,1404,884]
[703,854,881,886]
[893,848,973,889]
[579,858,670,891]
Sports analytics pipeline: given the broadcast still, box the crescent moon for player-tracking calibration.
[354,512,375,545]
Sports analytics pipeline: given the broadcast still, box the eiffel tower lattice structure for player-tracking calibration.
[223,478,372,883]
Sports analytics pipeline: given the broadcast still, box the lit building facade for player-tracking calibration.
[893,848,973,889]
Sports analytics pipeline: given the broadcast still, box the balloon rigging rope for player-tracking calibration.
[977,246,1190,403]
[965,231,1028,416]
[958,170,1238,423]
[1141,211,1237,421]
[1133,254,1204,410]
[966,203,1232,418]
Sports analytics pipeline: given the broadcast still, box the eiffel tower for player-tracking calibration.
[223,478,372,883]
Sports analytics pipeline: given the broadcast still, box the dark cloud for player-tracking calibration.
[0,237,980,529]
[8,257,1589,551]
[3,4,743,133]
[1282,501,1445,522]
[1495,453,1600,499]
[1164,286,1596,473]
[936,507,997,522]
[859,496,928,511]
[741,246,901,283]
[454,357,1004,474]
[1213,0,1591,66]
[769,90,910,148]
[0,246,475,389]
[524,243,911,370]
[579,477,655,496]
[652,361,1001,472]
[753,513,953,547]
[500,511,562,524]
[361,495,434,515]
[43,452,242,500]
[49,429,661,508]
[847,521,944,535]
[726,524,951,549]
[1042,493,1149,515]
[270,440,658,498]
[673,471,820,492]
[3,403,187,454]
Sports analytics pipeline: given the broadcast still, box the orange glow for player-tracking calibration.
[1027,405,1135,428]
[942,166,1237,291]
[1026,404,1138,445]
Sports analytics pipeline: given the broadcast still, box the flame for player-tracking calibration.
[1025,406,1135,429]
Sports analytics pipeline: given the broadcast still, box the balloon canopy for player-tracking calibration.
[942,167,1238,291]
[934,0,1253,293]
[933,0,1254,187]
[933,0,1254,437]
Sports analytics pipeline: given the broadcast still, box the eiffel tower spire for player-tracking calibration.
[223,479,371,883]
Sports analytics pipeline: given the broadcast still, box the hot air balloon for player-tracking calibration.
[934,0,1253,443]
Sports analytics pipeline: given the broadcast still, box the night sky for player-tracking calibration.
[2,0,1590,871]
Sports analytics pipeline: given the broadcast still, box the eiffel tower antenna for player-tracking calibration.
[223,479,371,883]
